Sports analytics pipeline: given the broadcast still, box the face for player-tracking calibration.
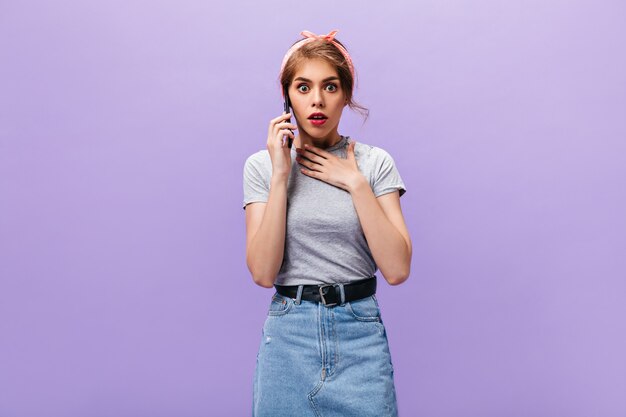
[288,58,348,141]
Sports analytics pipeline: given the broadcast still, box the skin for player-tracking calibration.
[289,57,347,151]
[245,58,412,287]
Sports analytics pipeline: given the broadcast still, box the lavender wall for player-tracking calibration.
[1,0,624,416]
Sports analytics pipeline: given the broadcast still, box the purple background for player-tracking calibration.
[1,0,625,416]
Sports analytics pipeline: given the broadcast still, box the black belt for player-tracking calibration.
[274,276,376,306]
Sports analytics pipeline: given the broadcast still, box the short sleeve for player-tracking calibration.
[242,153,269,210]
[372,149,406,198]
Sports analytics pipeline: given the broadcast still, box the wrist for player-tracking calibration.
[346,173,368,194]
[271,174,289,186]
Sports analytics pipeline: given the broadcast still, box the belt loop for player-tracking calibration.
[338,283,345,306]
[295,285,304,305]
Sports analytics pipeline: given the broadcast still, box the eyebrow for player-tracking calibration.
[293,76,340,83]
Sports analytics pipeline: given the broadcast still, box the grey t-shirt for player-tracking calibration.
[242,135,406,286]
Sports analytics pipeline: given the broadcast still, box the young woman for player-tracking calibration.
[243,29,411,417]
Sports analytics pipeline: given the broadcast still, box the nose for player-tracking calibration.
[311,87,324,108]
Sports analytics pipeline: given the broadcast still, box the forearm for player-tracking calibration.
[349,177,411,285]
[246,175,288,287]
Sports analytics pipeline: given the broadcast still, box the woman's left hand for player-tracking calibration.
[295,140,365,192]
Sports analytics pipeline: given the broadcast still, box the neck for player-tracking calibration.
[293,124,343,149]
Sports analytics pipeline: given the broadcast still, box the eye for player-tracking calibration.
[326,83,338,92]
[297,84,309,93]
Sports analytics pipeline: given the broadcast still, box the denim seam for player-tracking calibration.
[327,307,338,379]
[308,303,325,416]
[317,302,326,382]
[307,380,324,417]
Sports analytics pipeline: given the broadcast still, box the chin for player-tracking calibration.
[299,128,324,139]
[297,121,336,140]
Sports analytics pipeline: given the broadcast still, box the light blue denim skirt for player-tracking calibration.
[252,284,398,416]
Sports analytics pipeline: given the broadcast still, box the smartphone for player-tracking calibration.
[283,85,293,149]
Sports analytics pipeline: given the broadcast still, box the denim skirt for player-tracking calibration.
[252,284,398,417]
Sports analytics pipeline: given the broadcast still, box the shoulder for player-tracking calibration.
[243,149,271,171]
[349,139,397,165]
[243,149,273,186]
[244,149,270,165]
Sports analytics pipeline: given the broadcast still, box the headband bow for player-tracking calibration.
[301,29,339,42]
[279,29,355,97]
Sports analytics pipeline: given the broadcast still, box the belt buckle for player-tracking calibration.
[318,284,338,307]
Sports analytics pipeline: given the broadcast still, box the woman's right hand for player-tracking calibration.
[267,112,297,178]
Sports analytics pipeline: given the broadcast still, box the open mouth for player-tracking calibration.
[309,118,327,126]
[308,112,328,126]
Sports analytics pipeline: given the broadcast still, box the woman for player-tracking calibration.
[243,29,411,417]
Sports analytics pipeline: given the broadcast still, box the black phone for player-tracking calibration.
[283,85,293,149]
